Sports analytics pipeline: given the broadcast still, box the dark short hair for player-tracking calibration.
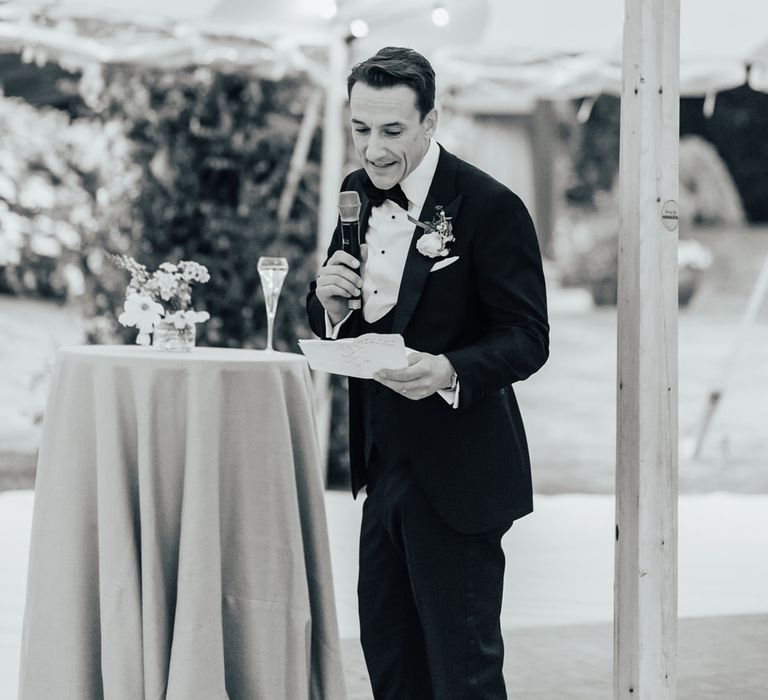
[347,46,435,121]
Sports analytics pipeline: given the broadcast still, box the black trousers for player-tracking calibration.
[358,446,510,699]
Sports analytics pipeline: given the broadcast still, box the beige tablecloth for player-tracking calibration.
[19,346,347,700]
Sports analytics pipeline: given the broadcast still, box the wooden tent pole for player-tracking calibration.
[615,1,680,698]
[278,88,323,227]
[312,33,348,480]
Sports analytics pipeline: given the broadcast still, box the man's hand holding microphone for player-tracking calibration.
[315,247,367,325]
[316,190,367,325]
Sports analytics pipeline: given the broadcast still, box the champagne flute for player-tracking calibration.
[257,256,289,352]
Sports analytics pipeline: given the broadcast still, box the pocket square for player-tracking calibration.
[429,256,459,273]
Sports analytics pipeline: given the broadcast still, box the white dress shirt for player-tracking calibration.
[324,140,459,407]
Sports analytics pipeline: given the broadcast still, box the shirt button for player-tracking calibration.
[381,250,385,254]
[391,215,395,220]
[373,290,378,294]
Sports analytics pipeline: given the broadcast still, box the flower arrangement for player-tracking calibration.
[416,205,455,258]
[111,254,210,346]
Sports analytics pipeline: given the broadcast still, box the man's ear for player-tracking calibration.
[424,108,438,138]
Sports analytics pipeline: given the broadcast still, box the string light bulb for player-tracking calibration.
[431,4,450,27]
[318,1,338,19]
[349,18,369,38]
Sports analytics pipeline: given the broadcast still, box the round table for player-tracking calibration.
[19,346,347,700]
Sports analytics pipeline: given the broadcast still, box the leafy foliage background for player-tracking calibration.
[71,66,321,353]
[0,96,137,301]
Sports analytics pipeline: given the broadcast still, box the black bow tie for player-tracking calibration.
[362,176,410,211]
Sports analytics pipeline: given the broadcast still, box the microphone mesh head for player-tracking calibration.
[338,190,361,222]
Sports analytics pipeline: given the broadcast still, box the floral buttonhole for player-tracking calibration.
[415,205,455,259]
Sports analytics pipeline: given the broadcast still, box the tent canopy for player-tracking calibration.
[429,0,768,108]
[2,0,768,101]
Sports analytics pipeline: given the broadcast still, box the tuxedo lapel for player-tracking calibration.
[392,147,462,335]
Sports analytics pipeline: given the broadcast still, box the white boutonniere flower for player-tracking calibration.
[415,205,455,259]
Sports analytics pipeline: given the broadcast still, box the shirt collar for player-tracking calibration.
[400,139,440,211]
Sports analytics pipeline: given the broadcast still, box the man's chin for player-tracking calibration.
[365,166,400,190]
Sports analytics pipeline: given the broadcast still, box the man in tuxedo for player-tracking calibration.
[306,46,548,699]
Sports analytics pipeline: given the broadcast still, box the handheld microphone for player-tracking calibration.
[338,190,362,310]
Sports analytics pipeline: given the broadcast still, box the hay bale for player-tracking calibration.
[679,135,746,227]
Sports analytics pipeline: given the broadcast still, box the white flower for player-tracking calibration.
[118,294,164,331]
[165,310,188,329]
[416,231,449,258]
[187,309,210,324]
[166,309,210,328]
[179,260,210,283]
[159,262,178,273]
[136,331,152,346]
[416,205,455,259]
[154,270,178,301]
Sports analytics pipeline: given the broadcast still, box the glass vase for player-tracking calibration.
[153,319,196,352]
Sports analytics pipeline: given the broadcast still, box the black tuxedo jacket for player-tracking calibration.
[307,145,549,534]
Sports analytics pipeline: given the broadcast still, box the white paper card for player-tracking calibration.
[298,333,408,379]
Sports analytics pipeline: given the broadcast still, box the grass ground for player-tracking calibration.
[520,226,768,494]
[0,296,84,489]
[518,308,768,494]
[1,226,767,493]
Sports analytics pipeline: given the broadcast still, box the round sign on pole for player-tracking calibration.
[661,199,679,231]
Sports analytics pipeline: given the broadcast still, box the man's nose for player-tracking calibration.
[365,133,387,162]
